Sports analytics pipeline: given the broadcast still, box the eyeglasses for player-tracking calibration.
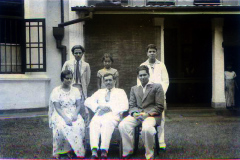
[73,52,83,55]
[64,77,72,80]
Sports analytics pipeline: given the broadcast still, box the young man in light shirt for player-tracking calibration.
[138,44,169,151]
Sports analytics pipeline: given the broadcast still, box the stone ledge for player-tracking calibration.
[0,74,51,81]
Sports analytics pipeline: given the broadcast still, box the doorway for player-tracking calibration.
[164,16,212,106]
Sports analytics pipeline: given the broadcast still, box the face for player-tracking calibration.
[63,74,73,86]
[73,49,84,61]
[138,70,149,86]
[104,75,115,90]
[103,57,112,69]
[147,48,157,61]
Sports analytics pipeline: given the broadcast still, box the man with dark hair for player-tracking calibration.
[119,65,164,159]
[85,73,128,159]
[62,45,91,128]
[62,45,91,100]
[138,44,169,151]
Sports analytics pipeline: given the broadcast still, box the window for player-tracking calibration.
[0,18,46,74]
[146,0,175,5]
[25,19,46,72]
[194,0,221,5]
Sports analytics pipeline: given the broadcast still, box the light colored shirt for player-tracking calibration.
[138,81,153,94]
[138,59,169,94]
[84,88,129,116]
[225,71,236,80]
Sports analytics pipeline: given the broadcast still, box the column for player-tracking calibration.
[211,18,226,108]
[153,18,164,62]
[68,0,87,60]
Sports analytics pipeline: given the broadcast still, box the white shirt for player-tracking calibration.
[84,88,129,116]
[138,81,153,94]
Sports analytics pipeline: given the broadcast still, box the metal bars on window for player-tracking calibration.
[25,19,46,72]
[0,18,23,74]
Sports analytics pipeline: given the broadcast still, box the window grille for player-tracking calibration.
[0,18,46,74]
[0,18,23,73]
[25,19,46,72]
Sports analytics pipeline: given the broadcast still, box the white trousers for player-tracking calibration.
[158,110,166,148]
[89,112,119,151]
[119,115,157,159]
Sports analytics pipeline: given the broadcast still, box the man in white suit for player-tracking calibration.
[138,44,169,150]
[85,73,128,159]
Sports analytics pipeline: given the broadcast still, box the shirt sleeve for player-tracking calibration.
[111,89,129,115]
[114,70,119,78]
[84,90,100,112]
[97,70,102,78]
[50,88,60,103]
[73,88,81,100]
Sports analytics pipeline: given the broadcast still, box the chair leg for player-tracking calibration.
[155,128,160,156]
[134,126,140,155]
[119,137,123,158]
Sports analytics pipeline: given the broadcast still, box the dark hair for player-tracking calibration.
[71,45,85,54]
[61,70,73,82]
[137,65,150,75]
[102,53,114,63]
[103,73,116,80]
[146,44,157,52]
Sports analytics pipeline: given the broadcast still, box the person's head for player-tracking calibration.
[137,65,150,86]
[61,70,73,86]
[102,53,114,69]
[71,45,85,61]
[103,73,116,90]
[146,44,157,61]
[226,64,233,71]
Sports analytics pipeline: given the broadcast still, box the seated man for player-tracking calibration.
[119,65,164,159]
[84,73,128,159]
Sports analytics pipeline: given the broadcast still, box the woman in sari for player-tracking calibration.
[49,70,85,158]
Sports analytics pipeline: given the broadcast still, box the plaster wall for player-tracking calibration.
[0,0,87,110]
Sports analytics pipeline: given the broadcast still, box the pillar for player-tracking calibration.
[211,18,226,108]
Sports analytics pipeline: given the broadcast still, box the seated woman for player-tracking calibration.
[48,70,85,159]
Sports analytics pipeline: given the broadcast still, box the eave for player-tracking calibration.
[72,6,240,15]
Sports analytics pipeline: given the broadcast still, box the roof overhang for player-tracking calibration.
[72,6,240,15]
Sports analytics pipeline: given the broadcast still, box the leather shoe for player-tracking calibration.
[100,150,107,159]
[91,155,98,159]
[122,154,132,159]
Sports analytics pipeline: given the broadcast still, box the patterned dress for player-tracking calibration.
[225,71,237,107]
[97,68,119,88]
[48,86,85,158]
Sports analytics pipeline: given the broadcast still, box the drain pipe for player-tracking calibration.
[53,0,93,67]
[52,0,66,67]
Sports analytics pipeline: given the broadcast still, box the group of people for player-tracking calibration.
[48,44,169,159]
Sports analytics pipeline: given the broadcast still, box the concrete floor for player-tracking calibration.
[0,106,240,159]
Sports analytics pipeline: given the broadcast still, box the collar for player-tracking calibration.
[138,81,153,87]
[106,87,115,92]
[74,59,82,64]
[145,59,161,65]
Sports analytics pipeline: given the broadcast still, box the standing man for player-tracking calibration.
[138,44,169,150]
[85,73,128,159]
[119,65,164,159]
[62,45,91,124]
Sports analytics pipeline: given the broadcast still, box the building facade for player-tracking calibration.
[0,0,239,110]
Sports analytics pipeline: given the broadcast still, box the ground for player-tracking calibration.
[0,108,240,159]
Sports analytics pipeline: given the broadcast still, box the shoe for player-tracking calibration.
[100,149,108,159]
[159,147,166,152]
[91,155,98,159]
[91,148,98,159]
[122,154,132,159]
